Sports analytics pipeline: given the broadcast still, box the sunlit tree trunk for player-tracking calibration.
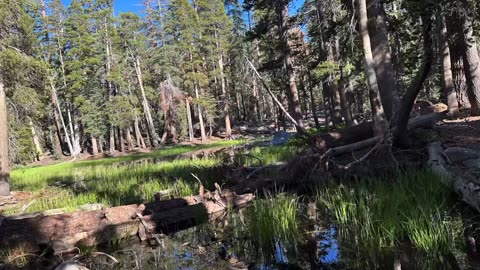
[441,18,458,115]
[134,57,160,146]
[91,137,99,155]
[0,79,10,196]
[359,0,386,135]
[29,119,42,159]
[186,99,194,142]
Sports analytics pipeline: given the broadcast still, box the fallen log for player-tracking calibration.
[428,142,480,213]
[0,192,254,254]
[319,111,446,157]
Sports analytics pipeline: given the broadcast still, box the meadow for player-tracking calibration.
[6,140,299,214]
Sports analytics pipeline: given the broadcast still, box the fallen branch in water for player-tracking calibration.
[0,191,254,255]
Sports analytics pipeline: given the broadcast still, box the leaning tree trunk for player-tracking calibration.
[277,0,303,128]
[440,17,459,115]
[460,14,480,116]
[359,0,387,135]
[29,119,43,158]
[134,58,160,147]
[394,16,433,145]
[367,0,400,120]
[0,79,10,196]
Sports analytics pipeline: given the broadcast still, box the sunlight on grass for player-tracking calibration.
[7,140,298,214]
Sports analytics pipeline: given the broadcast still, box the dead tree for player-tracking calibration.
[159,78,188,144]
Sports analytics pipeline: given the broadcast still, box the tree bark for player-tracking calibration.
[29,119,42,159]
[0,79,10,196]
[441,18,459,115]
[277,0,303,128]
[460,14,480,115]
[109,126,116,153]
[91,137,99,156]
[367,0,400,120]
[126,128,134,150]
[359,0,387,135]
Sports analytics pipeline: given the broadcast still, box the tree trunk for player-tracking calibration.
[134,117,146,149]
[0,80,10,196]
[306,70,321,129]
[441,18,459,115]
[460,15,480,115]
[109,126,116,153]
[367,0,400,120]
[119,129,126,153]
[359,0,387,135]
[67,106,81,157]
[394,16,433,145]
[185,99,194,142]
[134,58,160,147]
[126,128,134,150]
[277,0,303,128]
[91,137,99,156]
[219,54,231,139]
[339,67,354,127]
[29,119,42,159]
[194,82,207,141]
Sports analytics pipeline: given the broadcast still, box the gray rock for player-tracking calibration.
[55,262,89,270]
[463,158,480,169]
[271,131,296,145]
[444,147,480,164]
[79,203,104,211]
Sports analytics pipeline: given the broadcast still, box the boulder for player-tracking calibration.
[443,147,480,164]
[463,158,480,169]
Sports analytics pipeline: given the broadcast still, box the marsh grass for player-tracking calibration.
[246,191,302,260]
[317,169,465,264]
[6,141,298,214]
[237,146,299,166]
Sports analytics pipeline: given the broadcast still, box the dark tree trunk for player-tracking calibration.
[394,16,433,145]
[460,15,480,115]
[277,0,303,128]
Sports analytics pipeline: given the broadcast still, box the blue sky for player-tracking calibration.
[61,0,144,15]
[61,0,305,16]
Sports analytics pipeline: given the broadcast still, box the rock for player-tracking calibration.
[271,131,296,145]
[79,203,104,211]
[55,261,89,270]
[444,147,480,164]
[463,158,480,169]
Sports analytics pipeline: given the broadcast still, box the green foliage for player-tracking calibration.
[11,123,38,164]
[105,95,139,128]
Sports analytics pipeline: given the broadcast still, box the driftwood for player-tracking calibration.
[428,142,480,213]
[0,191,254,254]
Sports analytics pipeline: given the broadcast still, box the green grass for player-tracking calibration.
[6,140,298,214]
[246,191,302,260]
[317,169,465,265]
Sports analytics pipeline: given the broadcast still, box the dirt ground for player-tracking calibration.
[436,114,480,151]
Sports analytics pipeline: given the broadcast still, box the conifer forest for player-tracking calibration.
[2,0,480,269]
